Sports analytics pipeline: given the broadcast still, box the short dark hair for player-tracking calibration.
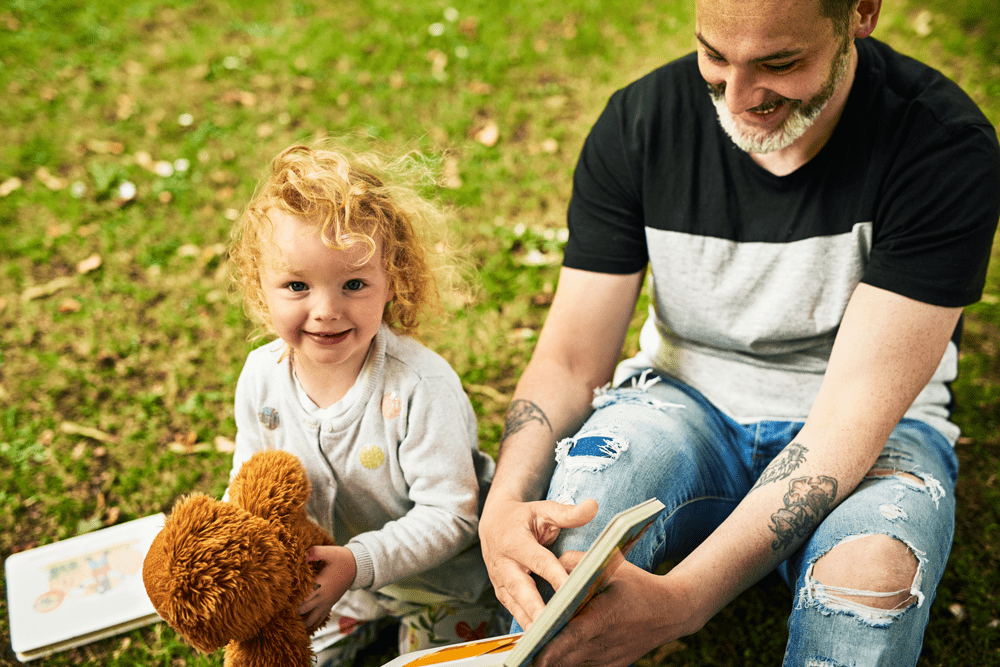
[819,0,858,35]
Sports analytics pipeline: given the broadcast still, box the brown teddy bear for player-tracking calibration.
[142,449,335,667]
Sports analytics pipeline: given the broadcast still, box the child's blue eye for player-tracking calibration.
[288,281,308,292]
[345,279,364,291]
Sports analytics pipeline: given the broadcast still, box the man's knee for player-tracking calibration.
[807,534,921,617]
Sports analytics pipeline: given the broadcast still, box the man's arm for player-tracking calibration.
[532,282,962,667]
[479,265,646,629]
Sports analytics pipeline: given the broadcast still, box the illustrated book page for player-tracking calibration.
[5,513,165,662]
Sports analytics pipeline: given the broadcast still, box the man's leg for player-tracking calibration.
[780,419,959,667]
[544,373,755,575]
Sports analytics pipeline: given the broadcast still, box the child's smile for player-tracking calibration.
[260,208,393,407]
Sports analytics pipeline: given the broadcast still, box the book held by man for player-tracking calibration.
[381,498,666,667]
[5,513,165,662]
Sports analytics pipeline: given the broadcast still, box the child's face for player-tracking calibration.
[260,209,393,386]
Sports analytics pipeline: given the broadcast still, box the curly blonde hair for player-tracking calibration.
[230,141,458,339]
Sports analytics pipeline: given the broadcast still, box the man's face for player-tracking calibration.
[696,0,853,155]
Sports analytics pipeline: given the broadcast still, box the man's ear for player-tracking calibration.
[854,0,882,39]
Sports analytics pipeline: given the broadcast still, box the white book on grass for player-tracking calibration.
[5,513,165,662]
[381,498,666,667]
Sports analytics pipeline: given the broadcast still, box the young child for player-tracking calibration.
[227,142,501,664]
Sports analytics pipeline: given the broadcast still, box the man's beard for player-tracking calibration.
[708,37,851,155]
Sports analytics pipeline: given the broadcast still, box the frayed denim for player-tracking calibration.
[520,371,957,667]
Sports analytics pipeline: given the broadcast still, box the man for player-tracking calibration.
[478,0,1000,665]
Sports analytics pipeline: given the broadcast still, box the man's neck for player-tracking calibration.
[750,43,859,176]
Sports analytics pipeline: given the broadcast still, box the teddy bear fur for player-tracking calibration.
[143,449,335,667]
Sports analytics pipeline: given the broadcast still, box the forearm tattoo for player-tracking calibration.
[751,441,808,492]
[768,475,838,552]
[501,399,552,445]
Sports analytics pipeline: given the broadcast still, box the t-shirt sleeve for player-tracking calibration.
[862,120,1000,307]
[563,89,650,275]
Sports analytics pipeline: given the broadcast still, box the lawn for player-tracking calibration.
[1,0,997,665]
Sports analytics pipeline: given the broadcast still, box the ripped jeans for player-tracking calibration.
[539,372,958,667]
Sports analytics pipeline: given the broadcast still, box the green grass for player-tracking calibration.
[1,0,998,665]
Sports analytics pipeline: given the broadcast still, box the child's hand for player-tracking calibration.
[298,545,357,629]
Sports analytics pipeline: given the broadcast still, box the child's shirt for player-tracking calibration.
[229,323,495,603]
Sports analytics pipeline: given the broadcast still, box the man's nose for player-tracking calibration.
[723,67,761,115]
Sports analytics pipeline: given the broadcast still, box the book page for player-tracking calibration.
[5,514,165,657]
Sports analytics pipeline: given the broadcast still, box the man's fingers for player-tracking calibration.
[557,550,586,577]
[533,499,598,545]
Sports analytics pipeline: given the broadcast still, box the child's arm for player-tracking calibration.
[297,545,357,629]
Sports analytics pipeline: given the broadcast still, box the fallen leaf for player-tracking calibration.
[466,81,493,95]
[168,431,214,454]
[60,421,119,444]
[949,603,966,620]
[541,138,559,154]
[0,176,22,197]
[912,10,933,37]
[458,16,478,38]
[35,166,68,191]
[104,506,122,526]
[426,49,448,77]
[116,94,135,121]
[20,276,76,302]
[134,151,153,169]
[214,436,236,453]
[221,89,257,106]
[76,253,103,274]
[87,139,125,155]
[58,298,82,313]
[475,121,499,147]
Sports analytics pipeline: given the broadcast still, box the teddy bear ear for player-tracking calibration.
[143,494,293,653]
[229,450,311,521]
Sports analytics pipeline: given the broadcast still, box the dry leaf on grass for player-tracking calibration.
[475,121,499,147]
[21,276,76,302]
[60,421,119,444]
[0,176,23,197]
[214,435,236,453]
[76,253,103,274]
[35,166,68,191]
[168,432,235,454]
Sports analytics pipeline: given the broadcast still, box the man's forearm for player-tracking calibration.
[490,361,601,504]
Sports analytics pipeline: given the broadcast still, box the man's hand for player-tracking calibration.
[532,554,700,667]
[298,545,357,629]
[480,496,598,630]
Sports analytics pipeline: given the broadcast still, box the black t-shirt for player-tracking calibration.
[563,37,1000,436]
[565,38,999,307]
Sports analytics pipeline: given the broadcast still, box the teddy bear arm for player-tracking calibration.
[224,606,314,667]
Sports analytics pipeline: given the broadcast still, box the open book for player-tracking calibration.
[381,498,665,667]
[5,513,165,662]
